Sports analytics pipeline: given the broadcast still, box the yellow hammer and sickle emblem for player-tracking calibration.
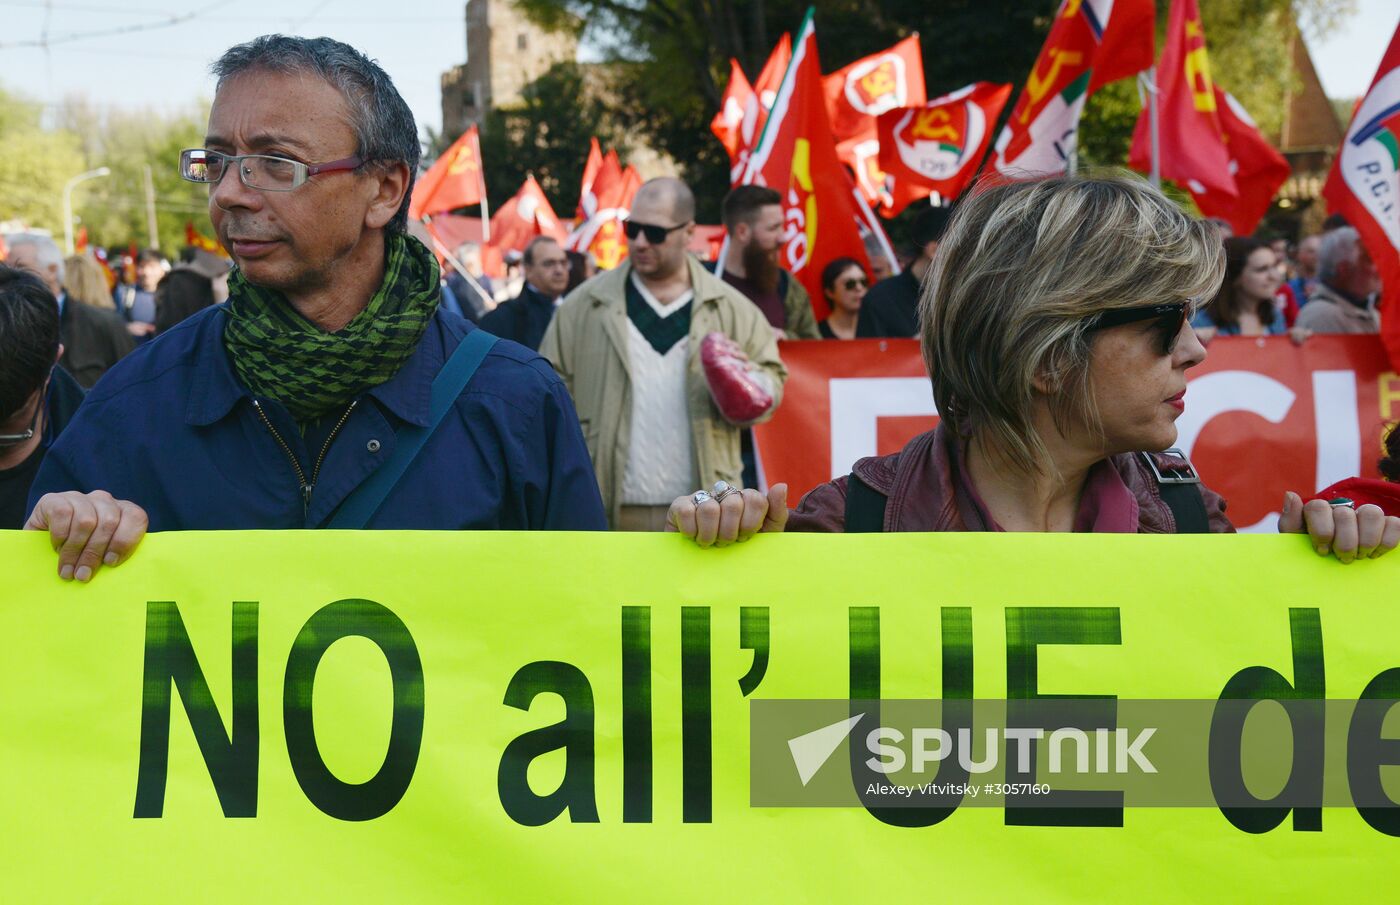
[859,65,896,101]
[911,108,960,142]
[447,147,477,175]
[1020,47,1085,123]
[1062,0,1083,17]
[1183,19,1217,113]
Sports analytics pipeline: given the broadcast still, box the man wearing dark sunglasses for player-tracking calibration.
[0,268,86,528]
[541,177,788,530]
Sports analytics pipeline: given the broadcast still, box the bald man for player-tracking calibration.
[541,177,787,530]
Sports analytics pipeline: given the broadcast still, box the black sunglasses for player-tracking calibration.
[622,219,689,244]
[1087,301,1191,356]
[840,277,868,290]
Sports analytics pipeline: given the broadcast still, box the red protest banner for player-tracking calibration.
[754,336,1399,533]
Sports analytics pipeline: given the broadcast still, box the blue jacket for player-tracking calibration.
[29,304,607,531]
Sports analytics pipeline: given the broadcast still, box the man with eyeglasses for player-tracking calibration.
[24,35,605,582]
[0,267,86,528]
[478,236,570,351]
[540,177,788,530]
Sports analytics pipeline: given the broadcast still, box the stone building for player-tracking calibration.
[440,0,577,140]
[1269,27,1347,238]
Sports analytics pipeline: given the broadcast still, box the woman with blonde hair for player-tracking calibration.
[667,173,1398,560]
[62,253,114,310]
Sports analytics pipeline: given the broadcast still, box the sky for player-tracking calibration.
[0,0,1397,141]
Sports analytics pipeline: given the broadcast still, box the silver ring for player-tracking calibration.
[712,480,738,502]
[692,490,713,506]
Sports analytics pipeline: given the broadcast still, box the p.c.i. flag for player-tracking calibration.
[1324,20,1400,370]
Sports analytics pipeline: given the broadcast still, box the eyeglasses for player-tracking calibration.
[179,148,364,192]
[622,219,690,244]
[840,277,868,291]
[0,397,41,448]
[1087,301,1191,356]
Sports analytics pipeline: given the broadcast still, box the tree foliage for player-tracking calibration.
[477,62,632,216]
[0,82,211,254]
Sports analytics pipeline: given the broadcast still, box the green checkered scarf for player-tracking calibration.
[223,233,440,421]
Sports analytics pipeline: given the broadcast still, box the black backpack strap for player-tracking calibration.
[844,474,888,533]
[1140,448,1210,534]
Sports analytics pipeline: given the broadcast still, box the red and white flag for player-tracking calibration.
[822,35,926,146]
[711,59,753,162]
[1324,21,1400,369]
[569,156,641,270]
[724,34,793,184]
[409,125,486,220]
[1128,0,1235,199]
[993,0,1154,177]
[877,82,1013,216]
[488,175,566,255]
[740,11,879,305]
[1185,87,1290,236]
[574,137,604,223]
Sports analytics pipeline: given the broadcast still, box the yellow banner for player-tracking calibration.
[1,530,1397,900]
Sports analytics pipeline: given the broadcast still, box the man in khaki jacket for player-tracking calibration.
[541,177,787,529]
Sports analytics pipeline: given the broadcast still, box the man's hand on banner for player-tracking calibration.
[24,491,149,582]
[1278,491,1400,563]
[667,482,788,547]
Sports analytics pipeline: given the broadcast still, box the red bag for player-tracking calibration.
[700,332,773,424]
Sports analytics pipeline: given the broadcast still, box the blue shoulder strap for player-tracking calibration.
[328,328,498,529]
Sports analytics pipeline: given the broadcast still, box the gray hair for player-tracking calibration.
[1317,226,1361,284]
[5,233,65,283]
[921,172,1224,477]
[211,35,419,233]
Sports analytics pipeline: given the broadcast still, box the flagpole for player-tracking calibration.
[478,174,492,244]
[1146,67,1161,188]
[422,215,495,311]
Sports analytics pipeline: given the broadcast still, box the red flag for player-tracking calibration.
[740,12,872,306]
[993,0,1154,177]
[409,125,486,221]
[1128,0,1235,199]
[575,137,603,223]
[823,35,926,146]
[1324,22,1400,369]
[488,175,567,255]
[725,34,793,184]
[74,227,88,254]
[568,156,641,269]
[877,82,1013,216]
[1185,88,1290,236]
[184,221,225,255]
[711,59,753,162]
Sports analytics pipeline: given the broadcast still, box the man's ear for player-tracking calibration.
[364,162,411,230]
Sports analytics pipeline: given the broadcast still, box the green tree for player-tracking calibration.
[468,61,632,217]
[57,97,212,255]
[0,85,86,234]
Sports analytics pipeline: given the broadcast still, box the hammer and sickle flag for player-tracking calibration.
[409,125,486,221]
[993,0,1154,178]
[877,82,1012,216]
[1128,0,1236,200]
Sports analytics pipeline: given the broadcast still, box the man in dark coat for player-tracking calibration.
[478,235,570,351]
[856,205,952,338]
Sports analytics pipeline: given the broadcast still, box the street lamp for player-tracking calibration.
[62,167,111,254]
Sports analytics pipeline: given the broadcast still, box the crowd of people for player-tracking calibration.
[0,34,1396,580]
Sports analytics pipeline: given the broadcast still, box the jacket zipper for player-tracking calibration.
[252,398,358,516]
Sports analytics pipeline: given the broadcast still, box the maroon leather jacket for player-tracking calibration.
[788,427,1234,533]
